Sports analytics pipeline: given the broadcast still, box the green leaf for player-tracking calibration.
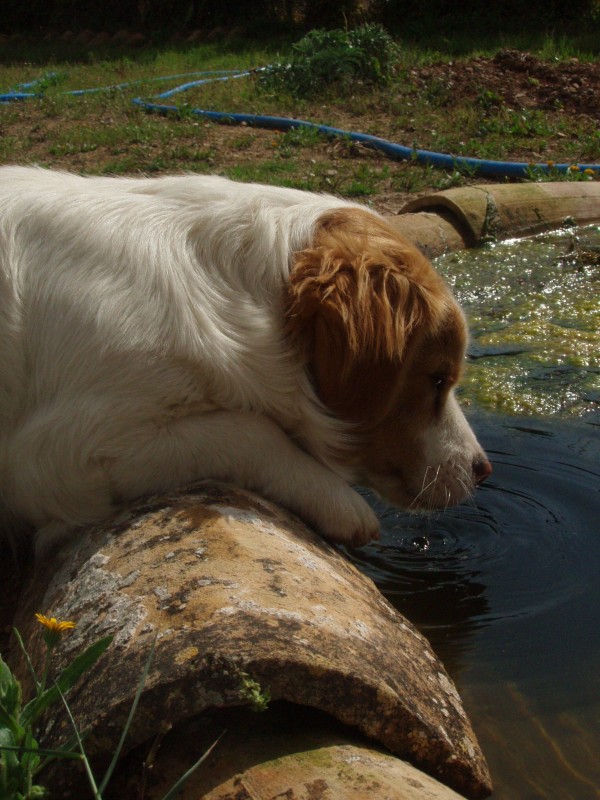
[20,727,41,782]
[20,636,113,729]
[0,655,22,719]
[11,628,40,694]
[0,726,22,796]
[0,704,23,740]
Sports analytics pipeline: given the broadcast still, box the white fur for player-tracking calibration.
[0,167,487,558]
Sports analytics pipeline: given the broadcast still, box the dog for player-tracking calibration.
[0,167,491,558]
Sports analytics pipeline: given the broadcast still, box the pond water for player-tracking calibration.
[353,226,600,800]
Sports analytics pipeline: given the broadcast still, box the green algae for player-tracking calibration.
[436,225,600,418]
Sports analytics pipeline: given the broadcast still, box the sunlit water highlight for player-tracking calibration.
[355,226,600,799]
[443,225,600,417]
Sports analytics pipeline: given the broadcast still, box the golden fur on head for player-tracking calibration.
[287,208,451,361]
[284,204,490,515]
[285,207,456,424]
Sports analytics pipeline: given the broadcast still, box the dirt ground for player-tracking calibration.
[264,47,600,212]
[412,48,600,119]
[2,46,600,217]
[371,48,600,210]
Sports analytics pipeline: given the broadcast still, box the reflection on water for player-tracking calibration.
[356,414,600,800]
[439,224,600,417]
[352,228,600,799]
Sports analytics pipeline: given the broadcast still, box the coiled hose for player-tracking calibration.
[2,69,599,180]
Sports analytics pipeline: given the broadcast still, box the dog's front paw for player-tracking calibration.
[316,488,380,548]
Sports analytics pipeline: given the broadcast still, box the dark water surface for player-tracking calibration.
[355,228,600,799]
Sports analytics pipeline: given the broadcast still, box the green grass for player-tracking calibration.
[0,33,598,199]
[392,30,600,62]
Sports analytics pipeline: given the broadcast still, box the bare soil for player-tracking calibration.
[413,49,600,119]
[1,47,599,214]
[373,48,600,210]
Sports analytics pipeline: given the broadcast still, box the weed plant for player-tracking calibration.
[0,615,269,798]
[261,24,400,98]
[0,31,598,198]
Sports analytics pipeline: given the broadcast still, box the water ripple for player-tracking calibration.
[352,414,600,630]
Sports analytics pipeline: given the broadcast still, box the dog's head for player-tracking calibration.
[286,207,491,511]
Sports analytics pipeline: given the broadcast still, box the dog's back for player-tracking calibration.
[0,168,358,553]
[0,167,490,558]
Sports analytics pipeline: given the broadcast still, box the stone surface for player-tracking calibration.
[108,705,471,799]
[210,745,468,800]
[400,182,600,245]
[11,482,492,799]
[385,210,468,258]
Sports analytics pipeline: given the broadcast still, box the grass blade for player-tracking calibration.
[21,635,113,728]
[55,681,102,800]
[159,730,226,800]
[98,635,157,795]
[34,732,86,775]
[0,743,83,760]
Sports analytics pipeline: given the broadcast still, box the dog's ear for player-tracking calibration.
[285,209,448,423]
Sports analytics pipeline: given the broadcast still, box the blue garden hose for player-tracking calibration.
[2,69,599,180]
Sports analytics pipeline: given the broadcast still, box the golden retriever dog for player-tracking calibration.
[0,167,491,558]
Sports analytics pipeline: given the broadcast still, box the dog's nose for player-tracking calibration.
[473,456,492,485]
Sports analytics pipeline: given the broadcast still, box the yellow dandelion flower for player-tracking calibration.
[584,168,595,176]
[546,160,555,168]
[569,164,580,172]
[36,613,76,648]
[35,613,76,633]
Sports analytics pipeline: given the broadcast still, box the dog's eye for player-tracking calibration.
[432,375,447,393]
[431,375,450,415]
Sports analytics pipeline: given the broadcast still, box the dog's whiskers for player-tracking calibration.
[455,463,479,509]
[410,464,441,510]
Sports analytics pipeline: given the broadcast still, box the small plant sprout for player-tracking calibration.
[239,672,271,712]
